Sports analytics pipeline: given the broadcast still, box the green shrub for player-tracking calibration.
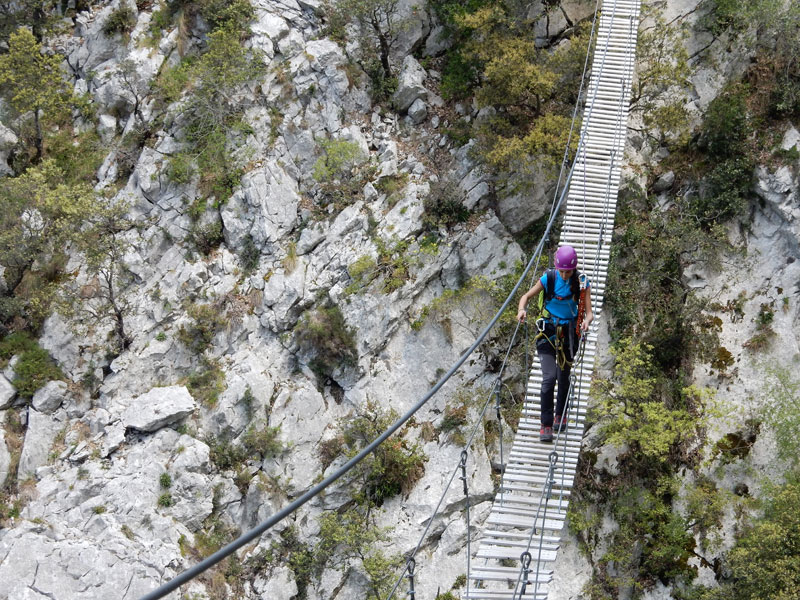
[102,5,137,36]
[439,403,468,434]
[590,339,696,460]
[279,526,313,596]
[691,157,753,224]
[45,128,105,186]
[195,516,237,557]
[157,493,173,507]
[0,333,63,399]
[700,475,800,600]
[337,400,427,506]
[440,50,481,101]
[154,58,194,104]
[770,74,800,117]
[239,234,260,273]
[190,220,224,256]
[195,0,254,31]
[167,153,194,184]
[312,139,364,183]
[182,359,225,407]
[317,509,402,598]
[294,304,357,380]
[159,472,172,488]
[178,302,227,355]
[206,435,248,471]
[423,180,470,230]
[241,424,283,458]
[701,87,751,159]
[699,0,748,37]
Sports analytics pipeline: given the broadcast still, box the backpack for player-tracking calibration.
[536,268,581,318]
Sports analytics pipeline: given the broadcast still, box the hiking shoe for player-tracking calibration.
[554,415,568,433]
[539,426,553,443]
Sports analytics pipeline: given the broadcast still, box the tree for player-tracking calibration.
[0,160,96,331]
[63,199,138,353]
[701,476,800,600]
[0,27,72,161]
[453,7,591,179]
[325,0,404,84]
[629,7,692,148]
[590,338,698,460]
[0,0,56,43]
[169,26,265,201]
[317,509,403,600]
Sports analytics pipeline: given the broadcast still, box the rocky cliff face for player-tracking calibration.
[0,0,529,597]
[0,0,798,599]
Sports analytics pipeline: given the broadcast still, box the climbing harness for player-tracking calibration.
[533,268,584,369]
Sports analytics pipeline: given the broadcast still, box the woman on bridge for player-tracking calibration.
[516,245,593,442]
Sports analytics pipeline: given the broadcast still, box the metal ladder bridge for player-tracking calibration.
[466,0,641,597]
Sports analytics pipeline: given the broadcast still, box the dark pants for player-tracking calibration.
[537,322,579,427]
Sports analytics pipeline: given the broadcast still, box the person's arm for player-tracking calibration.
[581,286,594,332]
[517,280,544,322]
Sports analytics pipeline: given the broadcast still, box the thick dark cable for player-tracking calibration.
[406,558,416,600]
[459,450,472,598]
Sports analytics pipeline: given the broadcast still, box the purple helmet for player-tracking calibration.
[554,245,578,270]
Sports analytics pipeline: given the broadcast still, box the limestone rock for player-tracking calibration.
[18,409,66,481]
[754,165,795,207]
[122,386,196,432]
[425,24,451,56]
[392,55,428,112]
[254,566,298,598]
[781,126,800,152]
[495,168,554,234]
[221,161,300,250]
[653,170,676,192]
[459,215,525,278]
[0,375,15,409]
[32,380,69,414]
[101,421,126,457]
[0,427,10,488]
[408,97,428,125]
[0,122,17,177]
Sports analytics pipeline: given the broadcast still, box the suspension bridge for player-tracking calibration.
[465,0,640,597]
[139,0,641,597]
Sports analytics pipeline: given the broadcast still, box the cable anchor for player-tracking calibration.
[519,551,532,596]
[459,450,468,496]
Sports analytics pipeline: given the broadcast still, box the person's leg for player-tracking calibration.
[538,344,557,427]
[555,362,571,420]
[555,326,580,422]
